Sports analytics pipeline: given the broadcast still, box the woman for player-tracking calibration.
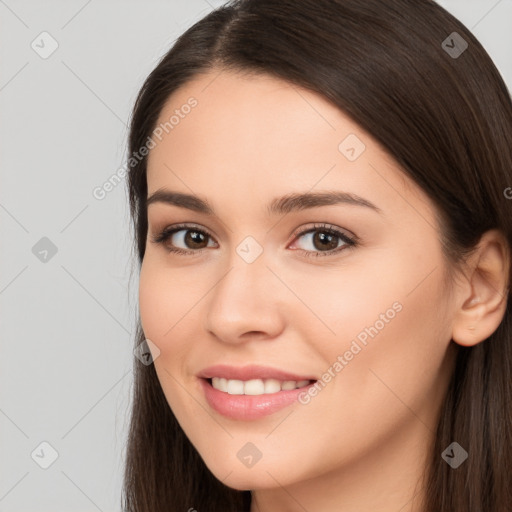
[122,0,512,510]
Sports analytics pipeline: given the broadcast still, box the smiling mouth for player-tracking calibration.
[206,377,316,395]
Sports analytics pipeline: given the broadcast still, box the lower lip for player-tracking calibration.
[200,378,314,420]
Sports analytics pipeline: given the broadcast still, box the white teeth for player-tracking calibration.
[212,377,228,392]
[226,379,244,395]
[281,380,297,390]
[219,377,228,392]
[264,378,281,394]
[210,377,311,395]
[244,379,265,395]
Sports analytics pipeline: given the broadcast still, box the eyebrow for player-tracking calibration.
[146,189,382,216]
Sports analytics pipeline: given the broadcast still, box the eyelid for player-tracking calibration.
[150,222,218,245]
[150,221,358,257]
[287,222,357,258]
[289,222,357,243]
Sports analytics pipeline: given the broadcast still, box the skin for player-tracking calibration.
[139,69,510,512]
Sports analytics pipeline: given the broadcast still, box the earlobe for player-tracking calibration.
[451,229,510,347]
[452,295,485,347]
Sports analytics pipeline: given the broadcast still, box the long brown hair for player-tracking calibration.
[122,1,512,510]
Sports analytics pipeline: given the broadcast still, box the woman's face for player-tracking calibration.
[139,69,459,494]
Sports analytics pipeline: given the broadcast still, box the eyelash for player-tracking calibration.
[150,222,358,258]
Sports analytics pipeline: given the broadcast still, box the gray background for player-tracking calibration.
[1,1,510,510]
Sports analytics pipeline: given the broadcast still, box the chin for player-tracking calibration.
[212,467,287,491]
[196,448,303,491]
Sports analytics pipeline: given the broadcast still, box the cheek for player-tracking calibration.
[280,257,451,476]
[314,246,451,424]
[138,259,187,351]
[278,249,412,358]
[138,261,165,340]
[138,258,209,375]
[300,236,448,382]
[138,259,198,414]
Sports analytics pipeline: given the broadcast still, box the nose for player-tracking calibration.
[203,253,287,345]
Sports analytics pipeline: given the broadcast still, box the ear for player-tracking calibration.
[451,229,510,347]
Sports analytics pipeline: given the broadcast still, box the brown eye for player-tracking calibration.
[182,230,209,249]
[289,223,357,258]
[151,224,217,255]
[311,231,340,251]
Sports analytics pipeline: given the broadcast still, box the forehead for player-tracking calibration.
[145,69,433,225]
[148,69,348,170]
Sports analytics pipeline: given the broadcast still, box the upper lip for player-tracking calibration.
[197,364,317,382]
